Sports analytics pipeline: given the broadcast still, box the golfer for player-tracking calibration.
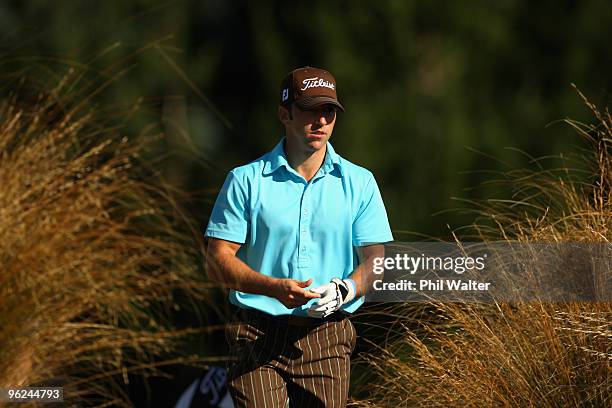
[205,66,393,407]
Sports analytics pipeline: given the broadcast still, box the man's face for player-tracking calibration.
[279,104,337,152]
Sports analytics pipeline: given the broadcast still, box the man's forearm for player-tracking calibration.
[347,244,385,297]
[207,251,277,297]
[346,256,377,297]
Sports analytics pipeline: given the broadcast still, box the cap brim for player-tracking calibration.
[295,96,345,112]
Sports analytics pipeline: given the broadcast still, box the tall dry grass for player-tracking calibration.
[352,89,611,407]
[0,71,212,406]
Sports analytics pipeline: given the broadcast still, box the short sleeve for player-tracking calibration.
[352,174,393,246]
[204,170,249,243]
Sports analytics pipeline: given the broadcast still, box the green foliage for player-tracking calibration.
[2,0,610,236]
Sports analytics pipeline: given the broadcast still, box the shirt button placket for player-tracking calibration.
[298,185,310,268]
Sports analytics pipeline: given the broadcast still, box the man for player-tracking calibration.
[205,66,393,407]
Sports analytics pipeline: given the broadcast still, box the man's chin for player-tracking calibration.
[305,139,327,151]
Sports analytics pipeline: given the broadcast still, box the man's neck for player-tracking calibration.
[284,138,327,182]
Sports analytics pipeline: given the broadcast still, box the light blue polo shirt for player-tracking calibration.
[205,138,393,316]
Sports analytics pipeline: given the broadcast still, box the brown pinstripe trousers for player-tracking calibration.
[225,308,357,407]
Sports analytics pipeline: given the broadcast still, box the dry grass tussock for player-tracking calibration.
[0,73,212,406]
[352,89,611,407]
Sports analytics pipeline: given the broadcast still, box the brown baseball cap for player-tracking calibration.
[279,66,345,112]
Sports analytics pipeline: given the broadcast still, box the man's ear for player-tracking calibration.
[278,105,291,125]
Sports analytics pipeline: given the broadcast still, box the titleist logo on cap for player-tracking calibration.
[279,66,345,112]
[300,77,335,91]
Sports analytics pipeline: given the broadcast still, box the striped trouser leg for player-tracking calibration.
[287,318,356,408]
[225,316,289,407]
[224,311,356,408]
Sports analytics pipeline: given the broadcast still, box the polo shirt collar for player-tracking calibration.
[263,139,291,175]
[321,140,343,176]
[263,138,344,177]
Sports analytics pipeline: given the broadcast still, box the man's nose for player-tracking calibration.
[316,112,327,125]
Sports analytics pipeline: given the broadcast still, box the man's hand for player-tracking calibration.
[307,278,356,318]
[272,278,321,309]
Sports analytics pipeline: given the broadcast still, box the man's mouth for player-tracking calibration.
[307,131,325,137]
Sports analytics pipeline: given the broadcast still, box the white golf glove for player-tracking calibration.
[307,278,356,318]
